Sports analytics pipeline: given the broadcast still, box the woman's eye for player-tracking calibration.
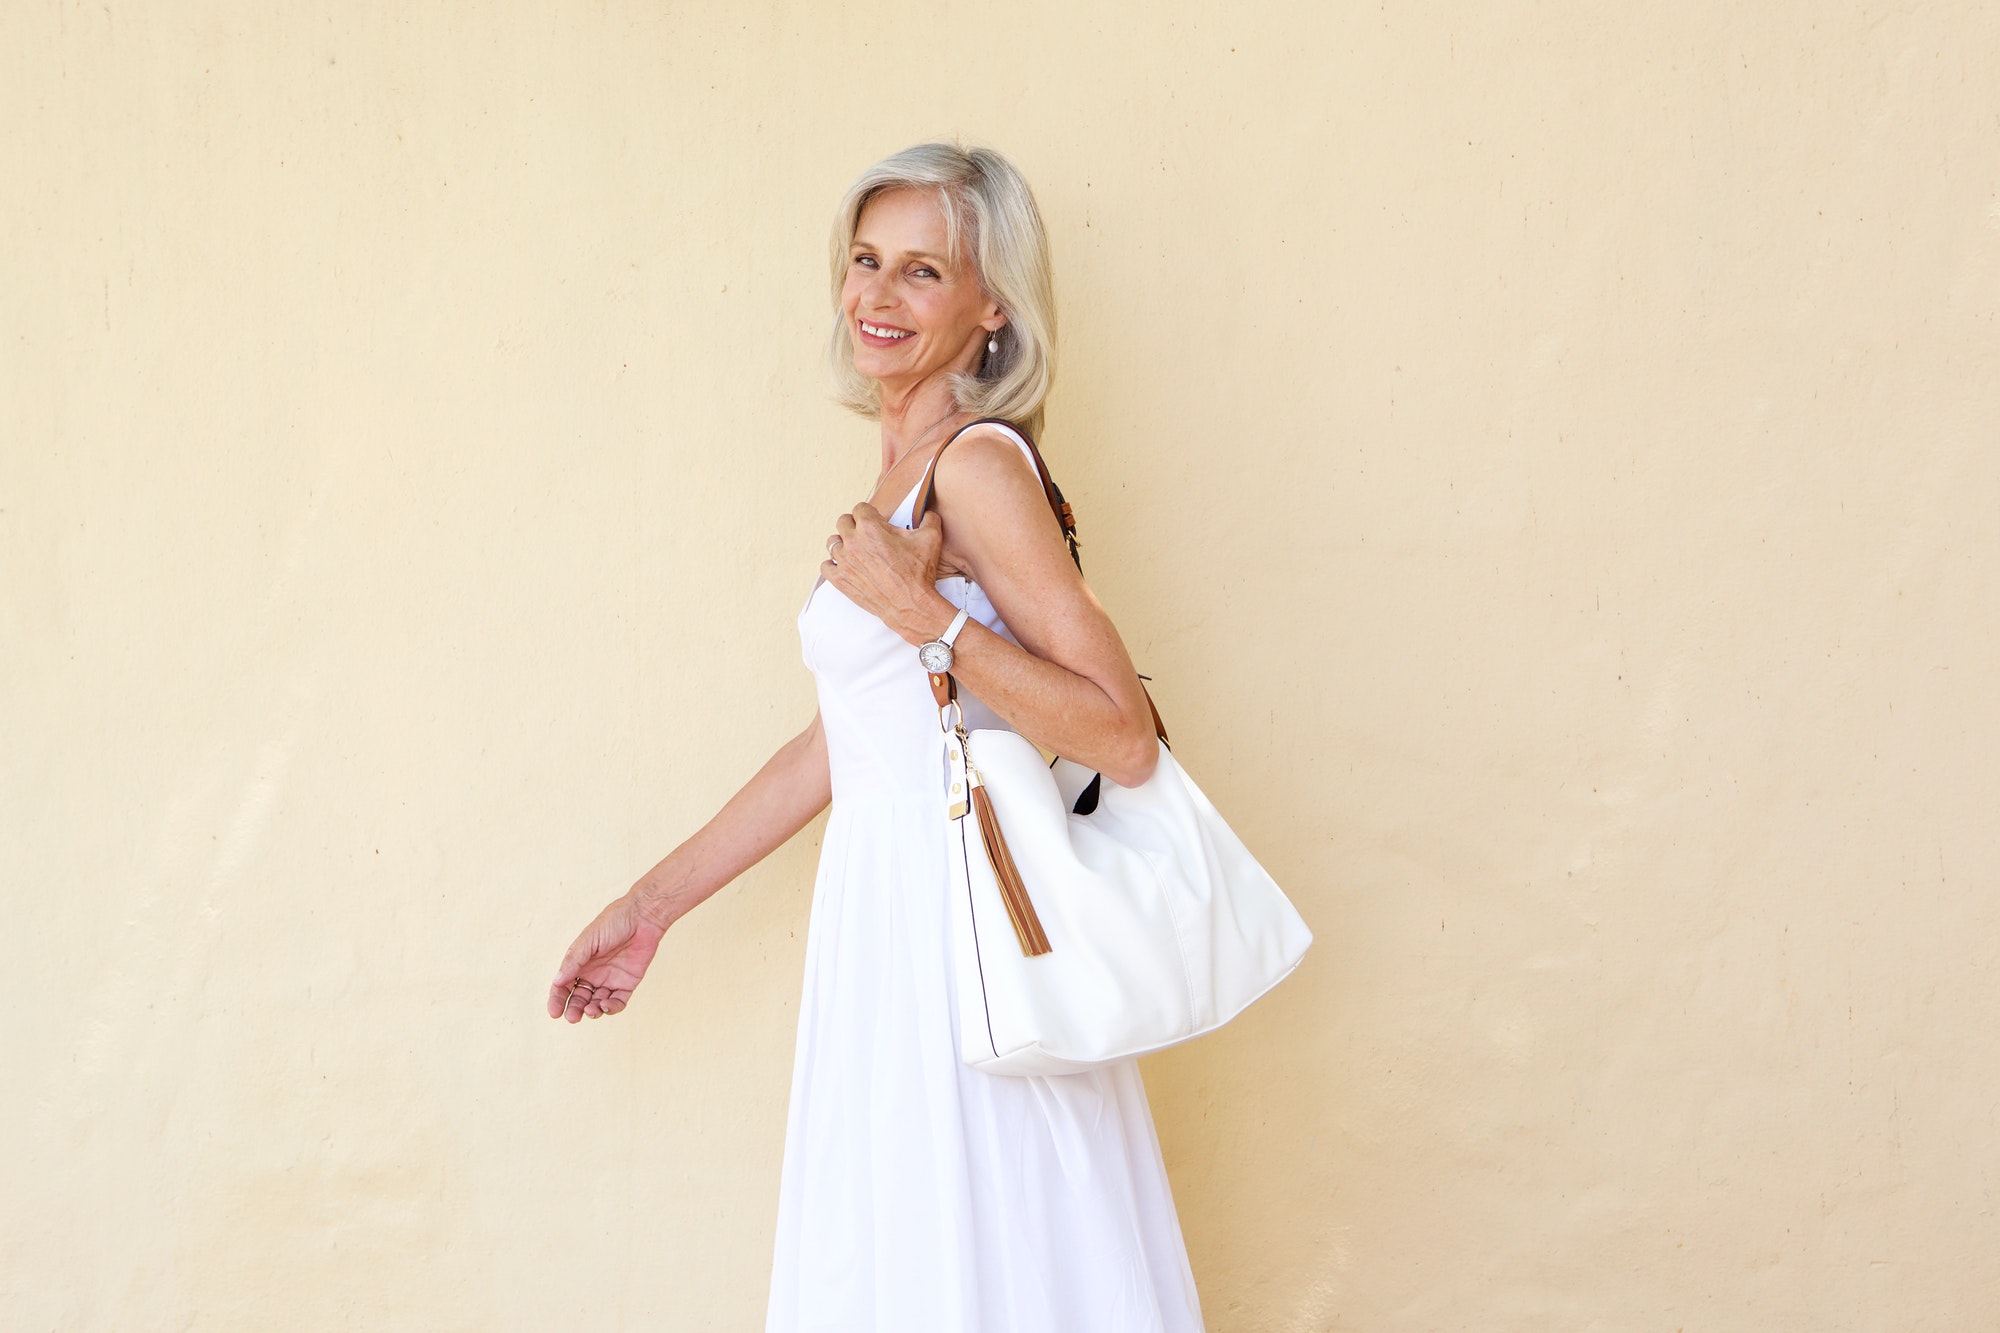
[853,255,878,269]
[912,266,939,280]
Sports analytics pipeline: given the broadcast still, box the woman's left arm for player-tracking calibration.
[824,430,1160,788]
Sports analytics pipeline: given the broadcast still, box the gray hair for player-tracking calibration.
[826,141,1057,440]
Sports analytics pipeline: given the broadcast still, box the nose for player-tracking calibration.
[857,265,895,311]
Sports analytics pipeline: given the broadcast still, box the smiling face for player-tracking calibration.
[840,187,1004,398]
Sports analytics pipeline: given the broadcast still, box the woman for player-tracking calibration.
[548,142,1204,1332]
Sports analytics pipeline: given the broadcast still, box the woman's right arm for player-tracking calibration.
[547,710,831,1022]
[632,709,832,928]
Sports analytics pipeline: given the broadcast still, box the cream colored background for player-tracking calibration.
[5,3,1996,1329]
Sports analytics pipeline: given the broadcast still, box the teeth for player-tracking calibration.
[861,322,911,339]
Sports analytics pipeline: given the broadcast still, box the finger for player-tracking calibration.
[916,510,941,532]
[820,558,841,584]
[850,502,883,526]
[835,512,857,536]
[564,985,593,1023]
[548,958,586,1017]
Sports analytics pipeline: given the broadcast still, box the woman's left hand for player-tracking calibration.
[822,504,954,645]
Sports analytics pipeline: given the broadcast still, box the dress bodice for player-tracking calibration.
[797,427,1037,805]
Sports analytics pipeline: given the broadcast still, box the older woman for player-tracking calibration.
[549,143,1203,1332]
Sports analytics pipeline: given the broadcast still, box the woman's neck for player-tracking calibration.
[877,378,966,472]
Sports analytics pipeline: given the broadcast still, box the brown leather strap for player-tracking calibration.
[1143,684,1170,748]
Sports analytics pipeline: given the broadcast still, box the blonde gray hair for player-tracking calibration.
[826,142,1057,439]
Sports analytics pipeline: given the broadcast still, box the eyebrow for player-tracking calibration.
[850,238,949,267]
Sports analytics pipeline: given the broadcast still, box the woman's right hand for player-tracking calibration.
[546,890,670,1023]
[543,710,832,1025]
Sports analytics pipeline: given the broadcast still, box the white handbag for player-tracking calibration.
[913,421,1314,1077]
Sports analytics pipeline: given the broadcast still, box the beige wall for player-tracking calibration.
[5,3,1997,1328]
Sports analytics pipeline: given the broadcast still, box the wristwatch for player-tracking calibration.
[917,607,972,674]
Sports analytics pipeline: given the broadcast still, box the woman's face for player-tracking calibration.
[841,187,1002,396]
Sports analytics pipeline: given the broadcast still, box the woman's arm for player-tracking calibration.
[548,711,830,1022]
[631,709,832,927]
[825,429,1160,788]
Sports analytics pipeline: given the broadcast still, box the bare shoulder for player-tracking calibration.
[932,424,1053,523]
[935,422,1038,485]
[930,423,1069,576]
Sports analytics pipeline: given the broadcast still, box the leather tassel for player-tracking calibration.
[970,784,1052,957]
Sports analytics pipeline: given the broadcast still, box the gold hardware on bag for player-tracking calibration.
[944,728,970,821]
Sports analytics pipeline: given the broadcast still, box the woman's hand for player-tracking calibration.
[546,891,670,1023]
[543,713,832,1027]
[822,503,956,645]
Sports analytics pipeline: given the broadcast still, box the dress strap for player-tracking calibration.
[802,465,937,608]
[887,470,929,529]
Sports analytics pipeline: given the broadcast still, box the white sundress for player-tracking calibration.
[766,423,1206,1332]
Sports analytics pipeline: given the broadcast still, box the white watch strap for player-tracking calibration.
[939,606,971,647]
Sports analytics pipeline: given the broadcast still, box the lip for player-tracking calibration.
[856,318,915,349]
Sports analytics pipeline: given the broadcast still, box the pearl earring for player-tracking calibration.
[987,330,1000,355]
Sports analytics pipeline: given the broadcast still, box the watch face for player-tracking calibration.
[918,641,952,673]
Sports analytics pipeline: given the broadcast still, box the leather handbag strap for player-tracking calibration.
[916,418,1169,749]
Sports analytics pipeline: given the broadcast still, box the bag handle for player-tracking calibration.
[915,418,1169,748]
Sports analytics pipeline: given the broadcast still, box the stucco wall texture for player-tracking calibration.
[5,2,1997,1329]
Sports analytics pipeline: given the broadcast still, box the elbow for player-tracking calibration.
[1104,730,1161,790]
